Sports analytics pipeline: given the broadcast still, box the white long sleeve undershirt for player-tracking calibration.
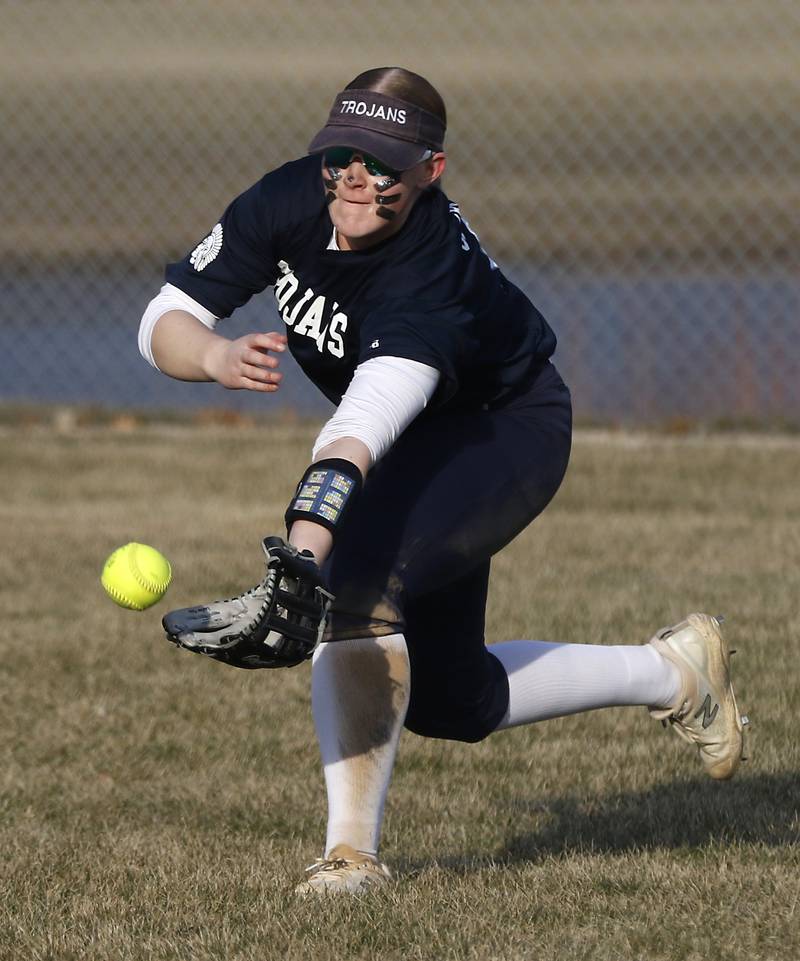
[312,356,440,465]
[138,282,219,370]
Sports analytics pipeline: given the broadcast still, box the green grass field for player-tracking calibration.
[1,421,798,960]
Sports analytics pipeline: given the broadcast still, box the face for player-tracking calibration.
[322,148,446,251]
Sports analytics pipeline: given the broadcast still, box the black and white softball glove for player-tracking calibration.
[162,536,333,669]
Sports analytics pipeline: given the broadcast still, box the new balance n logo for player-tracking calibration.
[694,693,719,729]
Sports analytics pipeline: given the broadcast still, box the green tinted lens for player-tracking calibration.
[324,148,396,178]
[324,147,353,169]
[362,154,395,177]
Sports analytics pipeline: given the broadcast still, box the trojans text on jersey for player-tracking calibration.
[274,260,347,358]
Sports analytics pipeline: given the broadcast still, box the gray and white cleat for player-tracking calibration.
[295,844,393,896]
[648,613,747,780]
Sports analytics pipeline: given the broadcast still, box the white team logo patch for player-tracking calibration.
[190,223,223,271]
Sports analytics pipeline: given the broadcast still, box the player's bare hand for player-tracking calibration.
[204,332,287,391]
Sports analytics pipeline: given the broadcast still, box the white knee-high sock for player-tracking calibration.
[491,640,681,730]
[311,633,410,857]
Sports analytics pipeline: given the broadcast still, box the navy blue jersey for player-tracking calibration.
[166,154,556,408]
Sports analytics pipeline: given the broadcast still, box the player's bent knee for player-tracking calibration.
[403,695,502,743]
[403,709,495,743]
[403,649,510,743]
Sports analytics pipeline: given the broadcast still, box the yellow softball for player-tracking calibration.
[101,542,172,611]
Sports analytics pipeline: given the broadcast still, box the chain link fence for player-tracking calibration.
[2,1,798,425]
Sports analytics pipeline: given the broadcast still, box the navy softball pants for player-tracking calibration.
[323,361,572,742]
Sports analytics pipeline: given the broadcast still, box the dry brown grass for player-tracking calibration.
[1,422,798,960]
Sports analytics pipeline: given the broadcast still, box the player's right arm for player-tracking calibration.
[141,164,301,389]
[149,308,287,392]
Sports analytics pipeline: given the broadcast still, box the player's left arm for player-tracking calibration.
[162,358,439,668]
[287,356,440,564]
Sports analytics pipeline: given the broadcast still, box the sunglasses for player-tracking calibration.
[324,147,401,178]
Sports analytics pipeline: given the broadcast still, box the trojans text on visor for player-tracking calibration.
[339,101,407,124]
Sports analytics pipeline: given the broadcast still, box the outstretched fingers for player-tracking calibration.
[240,333,285,389]
[205,330,290,391]
[249,331,288,353]
[240,377,281,392]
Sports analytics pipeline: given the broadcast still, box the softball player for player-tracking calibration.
[140,67,747,894]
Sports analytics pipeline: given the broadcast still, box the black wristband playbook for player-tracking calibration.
[285,458,363,535]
